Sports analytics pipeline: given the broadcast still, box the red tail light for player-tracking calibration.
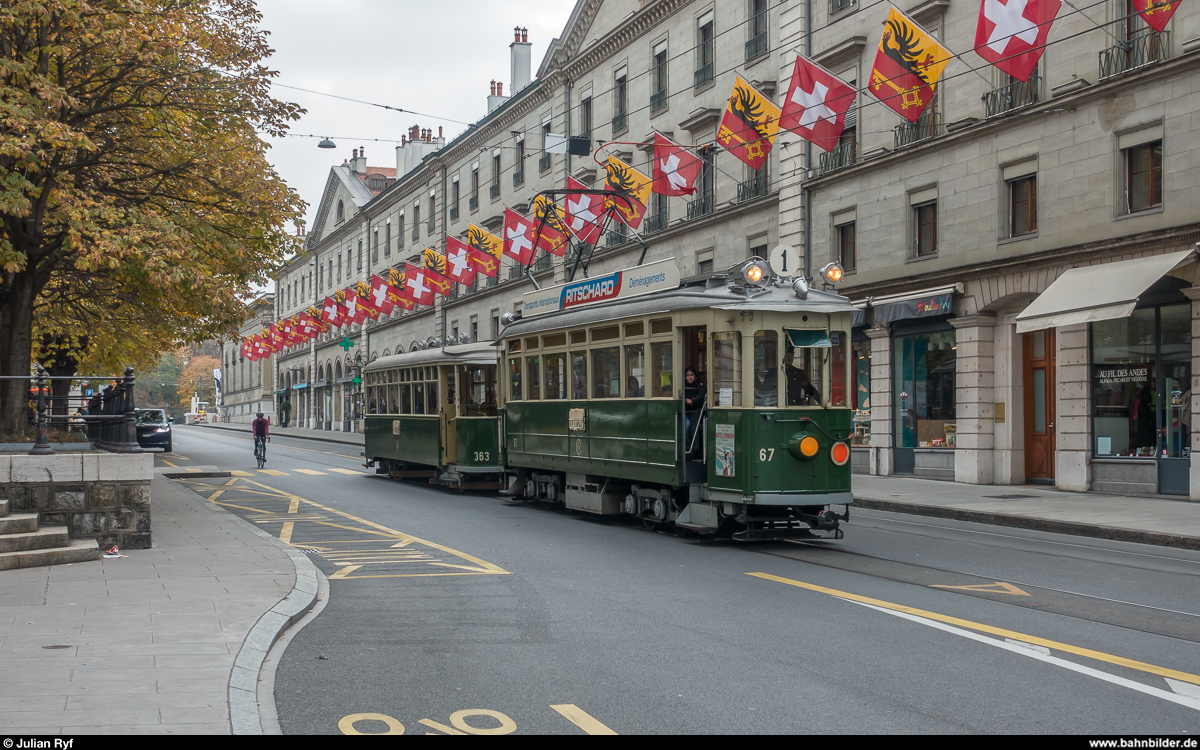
[830,442,850,466]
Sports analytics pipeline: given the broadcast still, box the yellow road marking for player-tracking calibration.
[328,565,363,579]
[287,498,300,514]
[748,572,1200,687]
[258,469,288,476]
[280,521,295,544]
[206,490,225,503]
[328,467,363,475]
[294,469,327,475]
[161,460,178,467]
[931,581,1030,597]
[214,432,359,460]
[225,477,239,486]
[418,718,465,735]
[391,540,414,548]
[184,467,201,473]
[550,704,617,735]
[230,470,253,477]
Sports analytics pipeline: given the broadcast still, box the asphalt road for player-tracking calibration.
[164,425,1200,735]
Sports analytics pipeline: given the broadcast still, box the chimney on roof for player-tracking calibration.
[496,82,503,96]
[350,146,367,174]
[438,126,443,138]
[511,26,532,94]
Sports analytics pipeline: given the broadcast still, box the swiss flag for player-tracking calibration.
[369,274,397,314]
[251,334,271,360]
[320,296,346,328]
[445,237,479,287]
[563,177,605,245]
[1133,0,1182,32]
[342,289,369,324]
[503,208,536,266]
[973,0,1062,82]
[403,262,436,307]
[652,132,702,196]
[780,56,858,153]
[296,312,322,339]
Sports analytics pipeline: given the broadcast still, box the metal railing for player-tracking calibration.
[534,254,552,272]
[984,70,1041,118]
[894,111,940,149]
[737,174,768,202]
[539,153,552,172]
[745,33,767,61]
[612,113,627,133]
[512,169,524,187]
[468,194,479,210]
[694,63,713,88]
[1100,31,1170,80]
[650,90,668,113]
[484,273,498,288]
[643,212,668,235]
[606,228,627,247]
[507,264,525,280]
[687,195,714,220]
[489,183,501,200]
[2,368,142,454]
[817,140,856,175]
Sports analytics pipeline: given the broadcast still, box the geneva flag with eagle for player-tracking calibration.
[869,7,952,123]
[716,76,781,170]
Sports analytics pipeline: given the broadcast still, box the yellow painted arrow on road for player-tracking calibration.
[929,581,1030,596]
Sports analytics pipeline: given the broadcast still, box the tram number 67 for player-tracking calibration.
[759,448,775,462]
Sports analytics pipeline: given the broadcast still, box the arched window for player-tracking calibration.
[317,364,324,382]
[335,361,343,380]
[336,200,345,223]
[380,349,389,358]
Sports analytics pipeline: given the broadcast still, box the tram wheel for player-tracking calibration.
[639,518,659,531]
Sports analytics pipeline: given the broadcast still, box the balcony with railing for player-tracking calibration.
[489,183,501,200]
[533,254,552,272]
[817,140,856,176]
[512,170,524,187]
[539,153,552,172]
[984,70,1041,118]
[449,206,459,222]
[1100,31,1170,80]
[643,212,667,235]
[469,194,479,211]
[737,174,768,203]
[694,63,713,88]
[508,264,525,280]
[687,195,714,220]
[484,272,498,288]
[612,113,627,133]
[606,228,627,247]
[650,89,667,113]
[894,111,940,149]
[745,33,767,61]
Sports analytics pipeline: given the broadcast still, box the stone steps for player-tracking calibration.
[0,526,72,554]
[0,539,101,571]
[0,513,38,535]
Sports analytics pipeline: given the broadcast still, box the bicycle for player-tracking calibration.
[254,436,267,468]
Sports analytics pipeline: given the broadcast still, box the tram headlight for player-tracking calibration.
[819,262,844,285]
[744,262,765,285]
[788,432,821,461]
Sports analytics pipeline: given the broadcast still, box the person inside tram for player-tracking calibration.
[684,367,706,455]
[785,349,821,406]
[627,376,644,398]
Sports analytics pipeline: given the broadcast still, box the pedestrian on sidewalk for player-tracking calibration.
[279,398,292,428]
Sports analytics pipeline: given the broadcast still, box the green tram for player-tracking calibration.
[500,257,856,540]
[363,342,503,490]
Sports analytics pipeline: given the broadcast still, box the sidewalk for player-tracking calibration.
[194,421,363,447]
[0,473,319,734]
[852,474,1200,550]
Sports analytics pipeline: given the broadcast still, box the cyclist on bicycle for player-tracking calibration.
[252,412,270,459]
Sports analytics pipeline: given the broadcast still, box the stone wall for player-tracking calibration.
[0,453,154,549]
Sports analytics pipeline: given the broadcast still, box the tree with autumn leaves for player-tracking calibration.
[0,1,304,435]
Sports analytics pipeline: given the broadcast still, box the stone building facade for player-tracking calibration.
[219,294,276,424]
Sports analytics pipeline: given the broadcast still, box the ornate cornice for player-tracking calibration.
[561,0,691,80]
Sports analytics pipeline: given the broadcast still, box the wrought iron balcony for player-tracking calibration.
[512,170,524,187]
[533,254,552,272]
[468,194,479,211]
[817,141,856,176]
[1100,31,1170,80]
[484,273,498,288]
[687,195,714,220]
[643,212,667,235]
[508,264,525,280]
[539,153,552,172]
[694,63,713,88]
[489,183,501,200]
[984,70,1041,118]
[894,111,940,149]
[612,113,627,133]
[737,174,768,203]
[449,206,459,222]
[606,228,627,247]
[745,33,767,61]
[650,90,667,113]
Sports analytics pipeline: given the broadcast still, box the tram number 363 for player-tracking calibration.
[473,451,490,462]
[759,448,775,461]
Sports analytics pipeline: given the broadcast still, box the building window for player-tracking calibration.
[471,168,480,210]
[698,258,713,275]
[746,0,768,60]
[374,229,381,261]
[837,221,856,271]
[749,240,768,259]
[1009,176,1037,236]
[428,196,436,233]
[579,97,593,140]
[613,73,627,133]
[851,338,871,445]
[652,46,669,111]
[1126,140,1163,213]
[894,330,957,448]
[452,181,460,217]
[336,253,342,282]
[336,200,344,223]
[914,202,937,257]
[696,15,715,87]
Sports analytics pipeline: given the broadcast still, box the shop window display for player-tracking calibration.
[852,339,871,446]
[894,330,956,448]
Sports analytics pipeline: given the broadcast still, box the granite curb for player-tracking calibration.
[167,476,322,735]
[192,422,363,447]
[852,496,1200,551]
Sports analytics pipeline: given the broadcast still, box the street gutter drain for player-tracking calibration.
[42,645,72,649]
[984,494,1039,500]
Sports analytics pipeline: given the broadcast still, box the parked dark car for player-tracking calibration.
[135,409,172,452]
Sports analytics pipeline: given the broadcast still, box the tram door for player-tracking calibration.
[440,365,458,465]
[680,326,708,397]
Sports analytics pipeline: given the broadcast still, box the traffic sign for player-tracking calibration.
[768,244,802,278]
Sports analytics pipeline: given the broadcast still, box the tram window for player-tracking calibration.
[544,333,566,348]
[651,341,673,398]
[571,352,588,398]
[445,370,456,410]
[625,344,645,397]
[413,383,425,414]
[650,318,672,335]
[508,340,521,353]
[592,325,619,342]
[544,353,566,399]
[427,367,436,380]
[570,330,587,345]
[830,332,848,407]
[466,365,497,416]
[526,355,541,400]
[426,380,439,414]
[785,346,825,407]
[509,358,523,401]
[624,321,644,338]
[401,384,411,414]
[592,347,621,398]
[388,385,400,414]
[525,337,540,350]
[753,330,780,407]
[712,332,743,407]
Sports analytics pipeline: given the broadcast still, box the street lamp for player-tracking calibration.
[318,138,336,149]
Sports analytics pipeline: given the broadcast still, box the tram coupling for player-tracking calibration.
[731,505,849,542]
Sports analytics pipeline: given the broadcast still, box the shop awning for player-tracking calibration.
[291,383,308,390]
[1015,249,1195,334]
[851,302,866,328]
[866,283,963,325]
[273,389,287,395]
[786,329,833,348]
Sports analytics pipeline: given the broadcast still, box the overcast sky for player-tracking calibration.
[257,0,577,235]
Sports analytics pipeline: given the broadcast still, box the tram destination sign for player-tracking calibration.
[521,258,681,317]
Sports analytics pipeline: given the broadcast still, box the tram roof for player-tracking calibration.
[502,278,855,338]
[363,341,499,372]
